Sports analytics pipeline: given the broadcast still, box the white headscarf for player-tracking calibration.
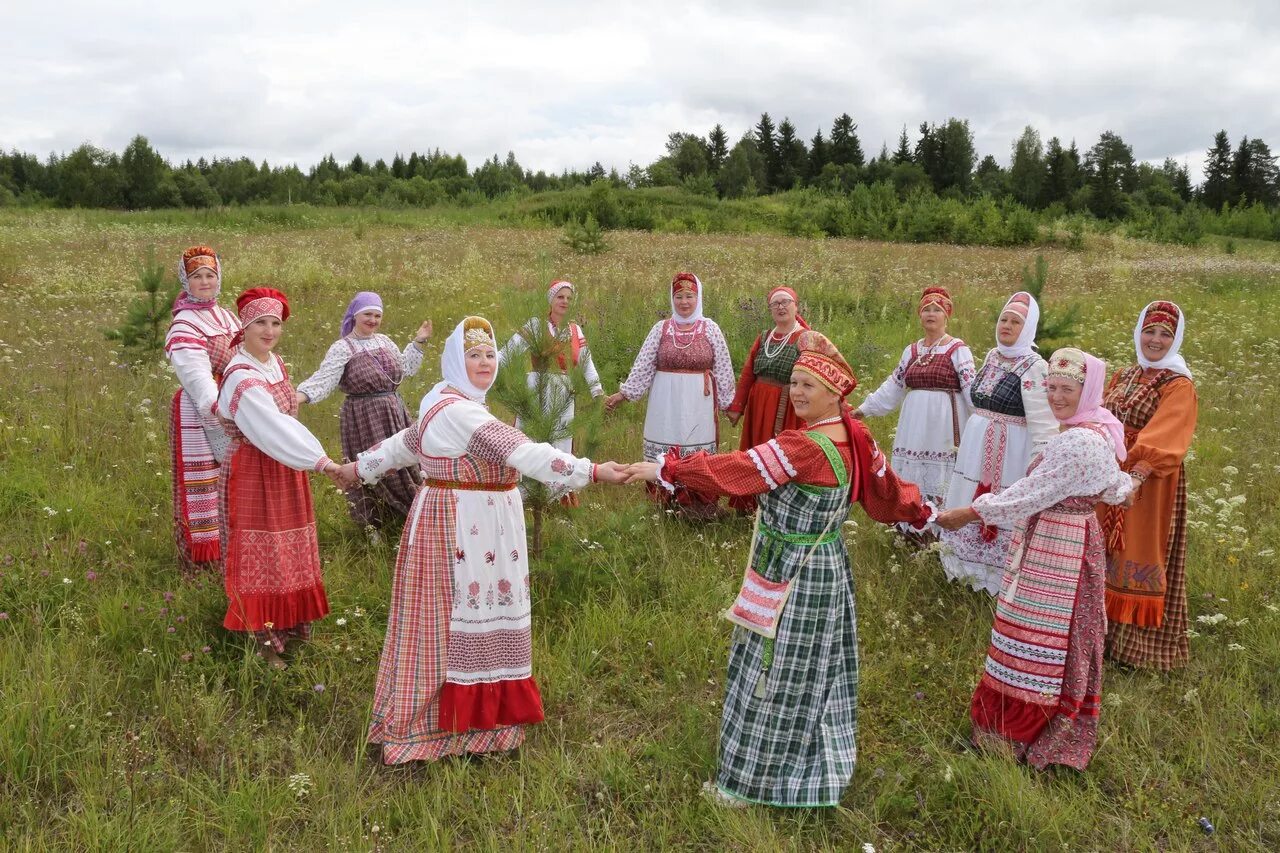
[547,279,574,304]
[1134,301,1192,379]
[670,273,704,324]
[418,317,499,418]
[995,291,1040,358]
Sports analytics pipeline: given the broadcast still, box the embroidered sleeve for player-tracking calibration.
[728,335,761,414]
[858,345,911,417]
[496,426,595,491]
[952,343,977,423]
[660,431,841,498]
[706,321,737,411]
[357,425,420,483]
[1125,378,1198,480]
[497,323,532,369]
[619,322,663,401]
[226,381,329,472]
[167,343,220,417]
[295,339,351,404]
[467,420,533,464]
[399,335,425,378]
[577,329,604,397]
[849,420,931,526]
[1020,358,1057,454]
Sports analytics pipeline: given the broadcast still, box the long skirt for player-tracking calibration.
[340,393,421,528]
[970,510,1106,771]
[170,387,230,575]
[644,369,720,517]
[729,377,801,512]
[888,388,964,534]
[220,442,329,651]
[368,483,543,764]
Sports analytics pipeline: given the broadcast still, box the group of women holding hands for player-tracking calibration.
[164,244,1197,808]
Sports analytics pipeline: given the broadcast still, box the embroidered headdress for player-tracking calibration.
[918,286,953,316]
[793,330,858,398]
[418,316,499,417]
[172,245,223,314]
[231,287,289,348]
[1048,347,1127,460]
[547,279,575,304]
[1133,300,1191,379]
[669,272,704,323]
[1047,347,1088,385]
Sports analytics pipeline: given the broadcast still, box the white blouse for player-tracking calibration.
[498,318,604,397]
[859,339,977,418]
[295,334,425,404]
[165,305,240,418]
[216,351,332,473]
[1016,357,1059,454]
[972,426,1132,529]
[618,319,736,408]
[358,392,595,492]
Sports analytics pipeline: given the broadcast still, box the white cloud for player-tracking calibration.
[2,0,1277,183]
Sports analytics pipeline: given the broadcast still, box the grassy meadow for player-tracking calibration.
[1,207,1278,850]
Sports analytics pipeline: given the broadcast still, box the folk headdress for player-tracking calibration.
[918,286,953,316]
[1048,347,1126,461]
[230,287,289,348]
[670,272,704,323]
[995,291,1040,358]
[766,285,810,330]
[1134,300,1191,379]
[173,245,223,314]
[547,279,574,303]
[418,316,499,417]
[793,330,857,398]
[341,291,383,338]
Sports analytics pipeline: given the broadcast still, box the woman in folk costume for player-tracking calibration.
[937,348,1136,771]
[627,332,933,808]
[855,286,975,532]
[340,318,626,764]
[165,246,242,576]
[296,291,432,532]
[724,285,810,513]
[939,292,1057,594]
[605,273,736,517]
[1100,301,1198,670]
[497,279,604,507]
[216,288,343,669]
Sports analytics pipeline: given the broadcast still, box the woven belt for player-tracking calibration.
[422,479,517,492]
[347,390,397,399]
[759,523,841,546]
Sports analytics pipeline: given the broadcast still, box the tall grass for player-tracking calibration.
[0,209,1277,848]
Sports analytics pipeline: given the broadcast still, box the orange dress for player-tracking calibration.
[1099,366,1198,669]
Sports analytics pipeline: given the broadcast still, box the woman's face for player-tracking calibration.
[186,267,219,300]
[243,315,283,355]
[355,309,383,336]
[789,369,839,422]
[673,290,698,319]
[919,303,948,335]
[1046,376,1083,420]
[997,311,1025,346]
[465,345,498,390]
[1140,325,1174,361]
[550,288,572,322]
[769,293,798,328]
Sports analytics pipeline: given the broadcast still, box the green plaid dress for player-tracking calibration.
[717,433,858,807]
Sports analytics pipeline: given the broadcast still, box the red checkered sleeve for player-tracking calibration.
[849,420,931,527]
[660,431,844,498]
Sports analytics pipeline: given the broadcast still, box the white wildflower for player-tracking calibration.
[287,772,313,798]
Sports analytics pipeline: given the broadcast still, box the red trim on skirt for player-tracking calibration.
[437,677,545,732]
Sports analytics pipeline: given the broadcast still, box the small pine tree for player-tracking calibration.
[488,291,604,557]
[105,249,181,359]
[1019,254,1078,351]
[562,213,608,255]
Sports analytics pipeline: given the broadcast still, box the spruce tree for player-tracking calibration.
[708,124,729,172]
[1200,131,1233,210]
[808,129,830,182]
[775,118,807,190]
[105,249,181,358]
[754,113,779,192]
[1008,126,1045,208]
[829,113,865,168]
[892,126,913,165]
[1083,131,1137,219]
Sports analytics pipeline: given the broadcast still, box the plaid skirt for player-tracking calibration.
[717,477,857,807]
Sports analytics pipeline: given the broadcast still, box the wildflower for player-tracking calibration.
[0,612,8,621]
[201,646,212,653]
[1181,688,1198,704]
[1227,643,1245,651]
[180,653,193,662]
[162,591,174,602]
[313,684,325,693]
[86,570,97,581]
[167,627,176,634]
[62,577,72,585]
[287,772,313,798]
[336,617,348,626]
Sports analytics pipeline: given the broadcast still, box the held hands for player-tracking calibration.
[604,392,626,411]
[935,506,979,531]
[323,460,360,491]
[624,461,659,484]
[592,461,629,485]
[725,411,742,427]
[1122,475,1143,509]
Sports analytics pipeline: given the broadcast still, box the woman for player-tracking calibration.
[627,331,933,808]
[605,273,735,517]
[937,348,1135,771]
[498,279,604,507]
[855,286,975,531]
[296,291,432,531]
[724,285,810,512]
[341,317,626,764]
[939,292,1057,594]
[165,245,241,576]
[1100,301,1198,670]
[216,287,343,669]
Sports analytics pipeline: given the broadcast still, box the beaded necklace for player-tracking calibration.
[912,335,952,367]
[762,324,797,359]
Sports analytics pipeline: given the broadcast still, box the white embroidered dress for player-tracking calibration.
[498,318,603,455]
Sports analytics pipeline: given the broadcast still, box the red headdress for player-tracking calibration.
[918,286,953,317]
[1141,300,1180,335]
[671,272,699,296]
[231,287,290,347]
[767,286,810,329]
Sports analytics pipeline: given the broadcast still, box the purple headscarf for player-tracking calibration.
[342,291,383,337]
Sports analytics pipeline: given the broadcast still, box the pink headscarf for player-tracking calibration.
[1050,348,1127,461]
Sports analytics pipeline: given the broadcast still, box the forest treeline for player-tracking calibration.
[3,114,1278,244]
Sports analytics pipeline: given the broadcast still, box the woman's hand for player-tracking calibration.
[725,411,742,427]
[1122,475,1144,508]
[297,391,310,405]
[936,506,978,531]
[851,408,864,420]
[624,462,659,484]
[604,392,626,411]
[413,320,433,345]
[593,461,628,484]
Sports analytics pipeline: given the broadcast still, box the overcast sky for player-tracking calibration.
[3,1,1277,182]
